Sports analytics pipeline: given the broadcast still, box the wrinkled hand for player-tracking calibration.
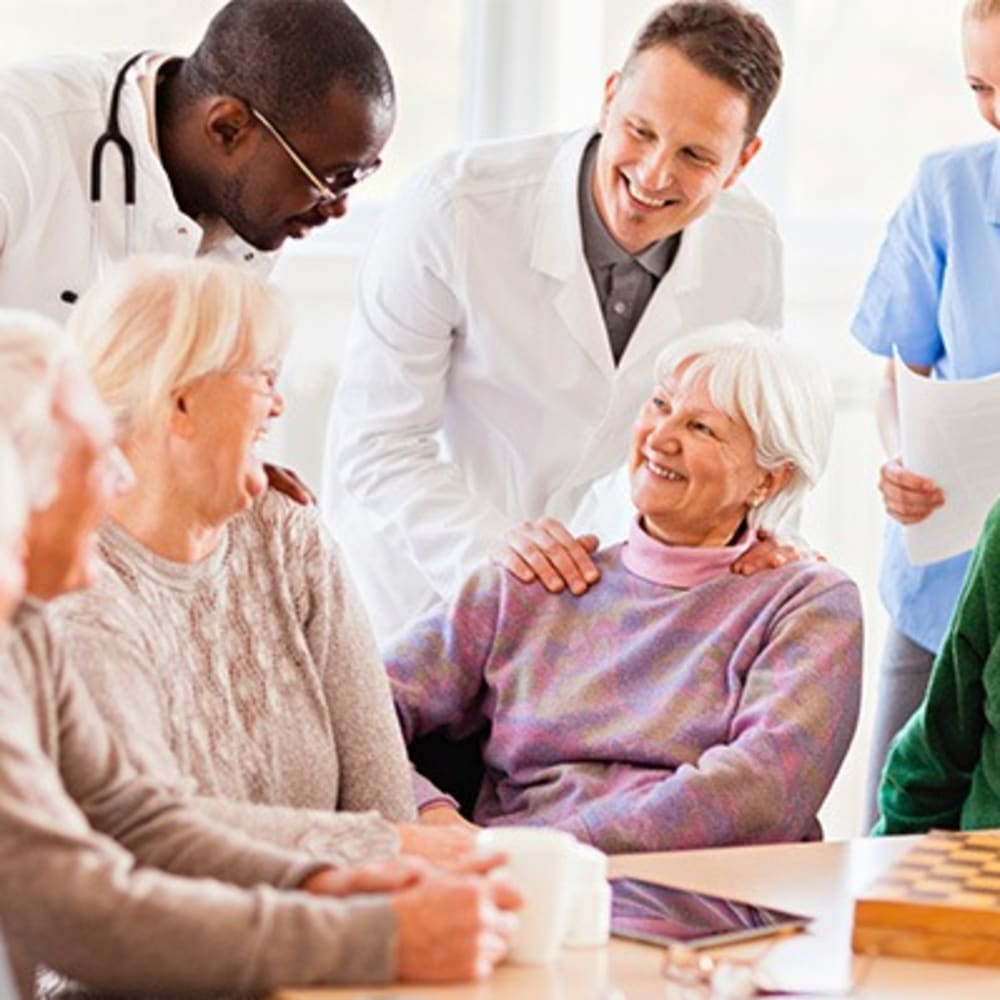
[879,457,944,525]
[730,532,817,576]
[265,462,315,505]
[395,817,478,865]
[300,857,428,897]
[393,862,521,982]
[493,516,600,595]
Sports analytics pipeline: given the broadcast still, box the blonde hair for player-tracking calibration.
[653,322,834,534]
[67,255,292,439]
[0,308,74,509]
[965,0,1000,20]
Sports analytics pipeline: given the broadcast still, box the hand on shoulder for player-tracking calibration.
[492,516,600,595]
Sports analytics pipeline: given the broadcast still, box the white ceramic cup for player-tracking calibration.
[564,842,611,948]
[476,826,580,965]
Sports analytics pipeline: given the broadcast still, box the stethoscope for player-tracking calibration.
[61,51,145,306]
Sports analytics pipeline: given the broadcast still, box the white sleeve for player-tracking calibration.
[0,94,39,264]
[326,174,510,599]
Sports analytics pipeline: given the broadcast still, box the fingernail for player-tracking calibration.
[585,570,599,582]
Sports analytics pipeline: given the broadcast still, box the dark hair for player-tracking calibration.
[626,0,782,138]
[183,0,393,128]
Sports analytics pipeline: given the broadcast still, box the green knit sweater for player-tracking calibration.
[876,502,1000,835]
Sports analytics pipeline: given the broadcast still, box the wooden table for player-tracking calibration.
[276,836,1000,999]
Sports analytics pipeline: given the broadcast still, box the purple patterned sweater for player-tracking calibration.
[387,519,863,853]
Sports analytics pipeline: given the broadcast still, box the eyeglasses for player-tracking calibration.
[662,940,866,1000]
[221,363,283,398]
[661,929,807,1000]
[249,105,381,204]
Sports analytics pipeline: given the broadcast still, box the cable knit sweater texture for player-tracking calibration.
[0,600,397,999]
[45,489,416,867]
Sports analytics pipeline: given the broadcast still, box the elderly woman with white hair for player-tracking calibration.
[46,255,465,867]
[0,306,519,996]
[390,326,863,852]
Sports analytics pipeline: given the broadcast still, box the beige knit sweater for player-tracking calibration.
[0,601,398,999]
[46,490,416,867]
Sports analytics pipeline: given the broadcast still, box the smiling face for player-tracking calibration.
[593,44,760,255]
[964,13,1000,129]
[169,362,285,526]
[216,83,394,251]
[628,365,774,548]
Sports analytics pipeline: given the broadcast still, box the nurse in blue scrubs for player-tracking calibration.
[852,0,1000,828]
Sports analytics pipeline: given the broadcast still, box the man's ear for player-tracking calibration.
[723,135,762,190]
[599,71,621,132]
[203,97,256,154]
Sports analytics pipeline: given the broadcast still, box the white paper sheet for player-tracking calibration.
[895,348,1000,565]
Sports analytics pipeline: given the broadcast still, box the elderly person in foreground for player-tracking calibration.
[43,254,464,867]
[875,497,1000,835]
[390,326,863,852]
[0,308,517,998]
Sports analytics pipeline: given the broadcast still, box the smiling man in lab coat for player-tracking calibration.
[0,0,392,323]
[324,0,784,640]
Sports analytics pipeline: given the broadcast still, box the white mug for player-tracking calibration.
[564,842,611,948]
[477,826,580,965]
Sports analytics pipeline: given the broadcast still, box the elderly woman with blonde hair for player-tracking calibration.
[0,305,518,995]
[48,254,463,866]
[391,325,863,851]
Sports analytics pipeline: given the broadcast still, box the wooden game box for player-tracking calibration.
[853,829,1000,966]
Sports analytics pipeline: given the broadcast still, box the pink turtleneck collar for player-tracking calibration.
[621,515,757,588]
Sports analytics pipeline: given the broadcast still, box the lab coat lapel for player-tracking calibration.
[617,216,704,374]
[530,130,615,377]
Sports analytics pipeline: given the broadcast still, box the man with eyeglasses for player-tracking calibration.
[0,0,391,323]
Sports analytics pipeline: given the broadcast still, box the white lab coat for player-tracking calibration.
[323,129,782,639]
[0,53,275,322]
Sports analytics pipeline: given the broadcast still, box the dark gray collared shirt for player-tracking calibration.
[578,136,681,365]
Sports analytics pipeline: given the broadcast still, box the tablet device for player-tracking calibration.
[609,876,812,950]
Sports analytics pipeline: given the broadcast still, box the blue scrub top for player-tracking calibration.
[852,138,1000,653]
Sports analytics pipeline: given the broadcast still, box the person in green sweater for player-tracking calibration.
[876,500,1000,834]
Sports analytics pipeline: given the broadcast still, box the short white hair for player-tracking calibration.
[67,255,292,439]
[0,308,74,509]
[653,322,834,534]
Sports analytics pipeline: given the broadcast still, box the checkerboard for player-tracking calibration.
[853,829,1000,966]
